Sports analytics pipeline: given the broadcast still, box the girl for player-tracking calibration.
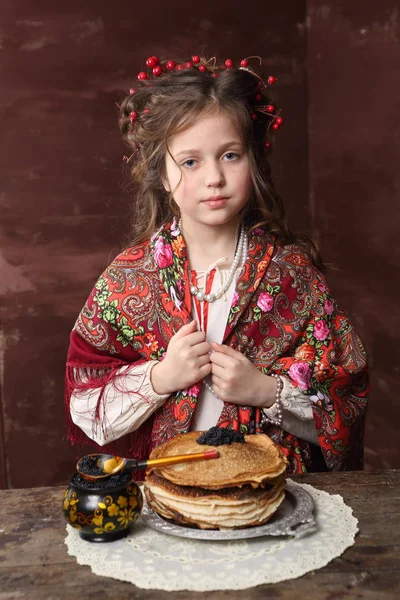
[66,55,369,474]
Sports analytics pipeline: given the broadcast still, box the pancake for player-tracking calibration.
[145,471,286,529]
[144,432,288,530]
[149,431,287,489]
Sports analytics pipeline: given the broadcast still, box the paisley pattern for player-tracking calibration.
[66,220,369,473]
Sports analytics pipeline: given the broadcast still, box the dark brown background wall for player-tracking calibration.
[0,1,398,489]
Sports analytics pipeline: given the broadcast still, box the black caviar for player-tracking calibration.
[196,426,246,446]
[71,472,132,490]
[78,455,105,476]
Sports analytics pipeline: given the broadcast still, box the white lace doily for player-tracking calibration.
[65,480,358,591]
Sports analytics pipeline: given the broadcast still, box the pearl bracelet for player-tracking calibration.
[262,373,283,427]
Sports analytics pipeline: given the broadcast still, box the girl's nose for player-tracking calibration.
[204,163,225,187]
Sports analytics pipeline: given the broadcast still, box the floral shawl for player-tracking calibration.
[66,219,369,473]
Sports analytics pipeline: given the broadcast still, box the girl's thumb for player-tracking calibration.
[175,320,197,337]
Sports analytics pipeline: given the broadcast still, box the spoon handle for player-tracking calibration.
[136,449,219,470]
[123,458,139,471]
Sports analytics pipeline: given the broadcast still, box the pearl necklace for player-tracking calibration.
[178,219,248,303]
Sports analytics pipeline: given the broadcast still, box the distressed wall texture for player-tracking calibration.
[0,1,398,488]
[307,2,400,469]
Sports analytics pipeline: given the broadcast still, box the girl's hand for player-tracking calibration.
[151,320,211,395]
[209,343,277,407]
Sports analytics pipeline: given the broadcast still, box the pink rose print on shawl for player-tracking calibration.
[314,320,330,341]
[232,291,239,306]
[154,237,173,268]
[318,282,326,293]
[324,299,334,315]
[257,292,274,312]
[288,361,312,391]
[188,383,201,396]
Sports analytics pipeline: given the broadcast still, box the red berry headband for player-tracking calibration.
[124,55,284,152]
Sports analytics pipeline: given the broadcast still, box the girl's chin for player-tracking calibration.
[180,211,242,230]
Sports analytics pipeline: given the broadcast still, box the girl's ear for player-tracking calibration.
[161,165,171,192]
[162,176,171,193]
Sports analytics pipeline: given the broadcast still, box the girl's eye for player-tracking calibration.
[223,152,240,161]
[182,159,197,168]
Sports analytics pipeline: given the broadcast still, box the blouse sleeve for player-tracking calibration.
[70,361,169,446]
[262,376,319,445]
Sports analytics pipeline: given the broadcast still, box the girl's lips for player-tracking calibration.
[203,198,228,208]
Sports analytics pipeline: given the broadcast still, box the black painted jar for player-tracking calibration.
[62,472,143,542]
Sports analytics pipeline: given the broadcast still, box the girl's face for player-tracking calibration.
[164,109,251,233]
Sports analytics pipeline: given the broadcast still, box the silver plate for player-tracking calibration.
[140,481,316,540]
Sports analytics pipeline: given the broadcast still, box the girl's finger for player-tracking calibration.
[196,354,212,368]
[185,331,207,346]
[211,342,240,358]
[209,363,226,378]
[173,320,197,338]
[199,362,212,377]
[193,341,212,357]
[209,351,234,368]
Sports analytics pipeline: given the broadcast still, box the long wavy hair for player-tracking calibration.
[118,57,325,270]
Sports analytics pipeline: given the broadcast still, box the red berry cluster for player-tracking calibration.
[128,56,283,149]
[136,55,203,79]
[134,55,278,84]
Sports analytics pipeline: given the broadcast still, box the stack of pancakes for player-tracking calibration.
[144,432,288,530]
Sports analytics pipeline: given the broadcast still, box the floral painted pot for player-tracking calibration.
[63,473,143,542]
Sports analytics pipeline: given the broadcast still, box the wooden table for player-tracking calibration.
[0,470,399,599]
